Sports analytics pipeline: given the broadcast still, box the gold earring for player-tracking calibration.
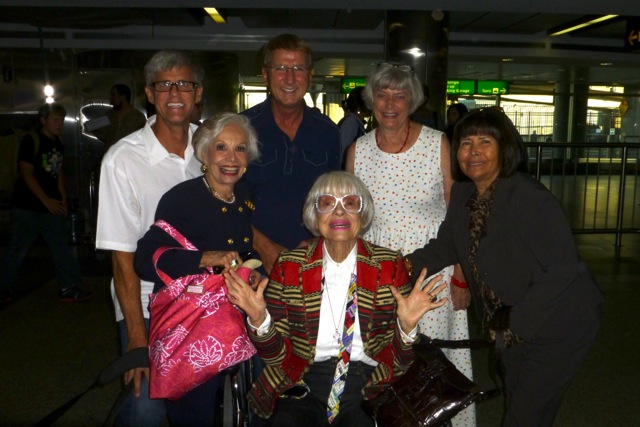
[201,164,208,173]
[242,167,247,174]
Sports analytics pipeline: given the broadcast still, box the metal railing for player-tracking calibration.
[526,142,640,248]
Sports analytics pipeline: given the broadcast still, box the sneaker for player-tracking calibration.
[58,286,93,302]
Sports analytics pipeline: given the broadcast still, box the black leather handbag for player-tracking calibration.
[365,334,500,427]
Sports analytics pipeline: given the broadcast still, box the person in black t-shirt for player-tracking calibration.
[0,103,91,303]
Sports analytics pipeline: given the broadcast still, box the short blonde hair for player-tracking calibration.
[302,171,374,236]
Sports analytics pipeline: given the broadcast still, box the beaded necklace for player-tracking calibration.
[375,119,411,154]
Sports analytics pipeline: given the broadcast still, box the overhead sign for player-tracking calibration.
[340,77,366,94]
[477,80,510,95]
[626,18,640,51]
[447,80,475,95]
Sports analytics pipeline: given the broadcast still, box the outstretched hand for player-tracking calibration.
[224,269,268,326]
[390,268,448,335]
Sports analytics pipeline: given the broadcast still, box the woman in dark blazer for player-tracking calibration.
[225,171,448,426]
[405,108,602,427]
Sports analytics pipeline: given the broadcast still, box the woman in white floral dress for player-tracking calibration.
[345,63,476,427]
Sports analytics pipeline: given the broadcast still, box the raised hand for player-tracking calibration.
[224,269,268,326]
[390,268,448,335]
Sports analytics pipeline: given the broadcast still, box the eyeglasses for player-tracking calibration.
[265,65,310,74]
[150,80,198,92]
[377,62,414,73]
[315,194,363,214]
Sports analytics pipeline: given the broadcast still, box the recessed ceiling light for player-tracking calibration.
[502,58,514,62]
[600,62,613,66]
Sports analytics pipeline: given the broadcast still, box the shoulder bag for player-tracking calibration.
[148,220,257,400]
[365,334,500,427]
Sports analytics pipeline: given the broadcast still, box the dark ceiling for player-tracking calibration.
[0,1,638,88]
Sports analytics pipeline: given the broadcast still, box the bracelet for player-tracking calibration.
[451,277,469,288]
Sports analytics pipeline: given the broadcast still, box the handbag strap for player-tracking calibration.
[151,219,206,285]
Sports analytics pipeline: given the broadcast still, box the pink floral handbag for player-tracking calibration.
[148,220,256,400]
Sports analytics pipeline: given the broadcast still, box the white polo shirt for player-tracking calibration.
[95,115,201,321]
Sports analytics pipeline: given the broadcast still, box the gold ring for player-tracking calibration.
[429,294,437,303]
[230,259,238,268]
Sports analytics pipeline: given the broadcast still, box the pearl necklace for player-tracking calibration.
[202,177,235,204]
[375,119,411,154]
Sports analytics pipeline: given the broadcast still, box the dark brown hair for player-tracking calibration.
[450,108,529,181]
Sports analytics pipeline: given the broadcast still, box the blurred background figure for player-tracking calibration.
[410,84,445,131]
[337,87,371,167]
[445,103,469,141]
[0,103,90,303]
[87,84,146,149]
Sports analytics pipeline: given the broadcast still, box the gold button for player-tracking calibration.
[238,207,243,212]
[244,237,250,243]
[222,207,228,213]
[228,239,234,244]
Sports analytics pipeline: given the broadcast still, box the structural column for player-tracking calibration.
[385,10,449,121]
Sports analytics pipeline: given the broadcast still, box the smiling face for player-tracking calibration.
[263,49,311,111]
[457,134,501,195]
[144,65,202,129]
[203,123,249,191]
[372,87,411,131]
[316,192,362,248]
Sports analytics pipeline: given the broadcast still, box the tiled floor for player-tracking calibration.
[0,233,638,426]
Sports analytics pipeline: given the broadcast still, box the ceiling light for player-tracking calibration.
[204,8,226,24]
[502,58,513,62]
[549,15,618,36]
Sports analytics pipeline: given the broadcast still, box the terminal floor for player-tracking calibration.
[0,233,638,426]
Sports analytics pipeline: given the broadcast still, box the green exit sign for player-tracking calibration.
[340,78,367,94]
[477,80,509,95]
[447,80,475,95]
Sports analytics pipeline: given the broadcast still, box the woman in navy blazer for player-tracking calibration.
[405,108,602,427]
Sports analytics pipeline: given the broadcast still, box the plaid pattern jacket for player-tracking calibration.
[247,238,414,418]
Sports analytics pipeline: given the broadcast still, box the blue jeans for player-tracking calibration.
[0,209,82,291]
[116,319,167,427]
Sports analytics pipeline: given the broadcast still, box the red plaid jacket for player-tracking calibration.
[247,237,414,418]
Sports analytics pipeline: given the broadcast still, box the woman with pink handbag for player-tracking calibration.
[134,112,261,426]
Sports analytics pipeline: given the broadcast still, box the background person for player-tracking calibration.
[405,109,602,426]
[89,84,147,149]
[0,103,90,303]
[444,103,469,142]
[337,86,371,167]
[345,62,475,427]
[410,84,445,131]
[226,171,448,426]
[95,50,204,426]
[240,33,340,274]
[134,113,260,425]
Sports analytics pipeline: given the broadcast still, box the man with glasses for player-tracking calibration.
[96,50,203,426]
[241,33,340,275]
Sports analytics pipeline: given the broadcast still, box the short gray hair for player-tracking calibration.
[193,113,260,164]
[362,64,424,114]
[302,171,374,237]
[144,50,204,86]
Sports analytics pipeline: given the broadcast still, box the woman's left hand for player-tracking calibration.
[390,268,448,335]
[224,269,269,326]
